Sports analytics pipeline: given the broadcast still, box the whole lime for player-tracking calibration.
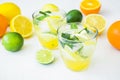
[66,9,83,23]
[2,32,24,52]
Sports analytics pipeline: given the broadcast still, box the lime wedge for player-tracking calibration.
[36,49,54,64]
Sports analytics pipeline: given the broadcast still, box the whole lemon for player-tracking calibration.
[0,2,21,23]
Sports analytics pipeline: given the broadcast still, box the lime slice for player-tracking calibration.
[36,49,54,64]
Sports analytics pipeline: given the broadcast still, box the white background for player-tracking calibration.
[0,0,120,80]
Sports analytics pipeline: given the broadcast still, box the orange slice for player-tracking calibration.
[80,0,101,15]
[10,15,33,38]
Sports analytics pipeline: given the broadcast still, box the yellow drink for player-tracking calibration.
[32,10,65,49]
[62,57,90,71]
[34,24,58,50]
[58,23,98,71]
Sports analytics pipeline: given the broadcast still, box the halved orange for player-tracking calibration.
[10,15,33,38]
[80,0,101,15]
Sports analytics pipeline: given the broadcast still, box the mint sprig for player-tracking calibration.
[62,33,79,41]
[70,23,78,29]
[36,11,51,21]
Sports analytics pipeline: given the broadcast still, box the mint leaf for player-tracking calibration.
[36,15,47,21]
[61,33,79,49]
[70,23,78,29]
[62,33,70,39]
[59,40,73,49]
[45,11,51,13]
[61,33,79,40]
[77,46,89,58]
[84,27,90,33]
[36,11,51,21]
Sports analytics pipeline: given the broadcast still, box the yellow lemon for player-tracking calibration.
[0,2,21,23]
[84,14,106,34]
[41,3,59,12]
[10,15,33,38]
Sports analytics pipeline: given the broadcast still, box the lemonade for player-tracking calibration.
[32,9,65,49]
[58,23,98,71]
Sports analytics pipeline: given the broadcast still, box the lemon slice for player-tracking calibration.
[84,14,106,34]
[36,49,54,64]
[38,33,58,49]
[41,3,59,12]
[10,15,33,38]
[46,15,64,34]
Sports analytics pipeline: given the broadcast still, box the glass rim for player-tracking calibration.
[32,9,66,19]
[57,23,98,43]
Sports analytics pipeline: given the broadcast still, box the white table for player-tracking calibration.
[0,0,120,80]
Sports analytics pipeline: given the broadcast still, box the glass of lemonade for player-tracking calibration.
[58,23,98,71]
[32,10,65,49]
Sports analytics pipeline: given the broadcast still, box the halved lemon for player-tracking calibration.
[10,15,33,38]
[80,0,101,15]
[84,14,106,34]
[41,3,59,12]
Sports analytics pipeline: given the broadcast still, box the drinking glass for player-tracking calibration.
[58,23,98,71]
[32,10,65,49]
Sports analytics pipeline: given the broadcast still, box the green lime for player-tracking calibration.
[36,49,54,64]
[66,9,83,23]
[2,32,24,52]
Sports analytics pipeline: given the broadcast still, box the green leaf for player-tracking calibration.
[84,27,90,33]
[77,46,89,58]
[36,15,47,21]
[61,33,79,40]
[62,33,71,40]
[39,11,51,16]
[59,40,73,49]
[36,11,51,21]
[45,11,51,13]
[70,23,78,29]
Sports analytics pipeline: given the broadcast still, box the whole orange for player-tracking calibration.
[0,14,8,37]
[107,21,120,50]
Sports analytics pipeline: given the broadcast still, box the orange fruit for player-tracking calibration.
[80,0,101,15]
[0,14,8,37]
[107,20,120,50]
